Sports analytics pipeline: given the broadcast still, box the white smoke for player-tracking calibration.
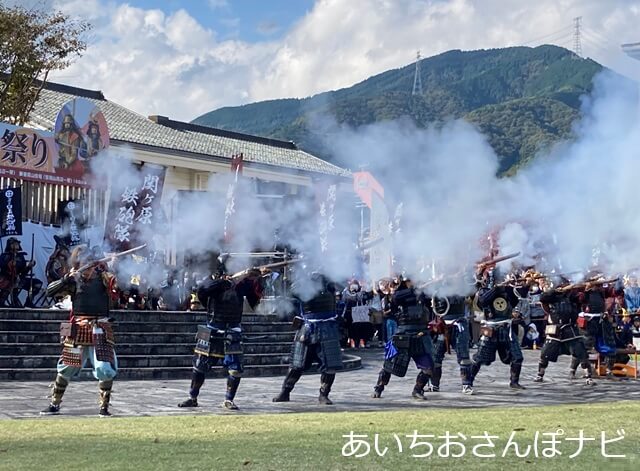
[316,69,639,294]
[85,69,639,300]
[88,145,363,299]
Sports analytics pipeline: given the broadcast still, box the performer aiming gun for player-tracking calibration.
[178,257,270,411]
[40,244,138,417]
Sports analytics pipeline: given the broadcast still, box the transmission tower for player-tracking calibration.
[573,16,582,57]
[412,50,423,96]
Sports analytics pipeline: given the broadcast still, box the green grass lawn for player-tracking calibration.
[0,402,639,470]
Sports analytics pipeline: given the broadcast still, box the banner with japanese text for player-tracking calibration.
[0,187,22,237]
[57,199,87,247]
[314,179,338,254]
[223,153,243,244]
[0,98,109,188]
[104,163,166,252]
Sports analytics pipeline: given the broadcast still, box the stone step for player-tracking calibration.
[0,308,279,323]
[0,354,362,381]
[0,353,294,369]
[0,320,294,333]
[0,331,295,344]
[0,342,293,356]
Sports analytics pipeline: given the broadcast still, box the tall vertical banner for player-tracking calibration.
[223,153,243,243]
[0,187,22,237]
[58,199,86,247]
[104,163,166,252]
[315,180,338,254]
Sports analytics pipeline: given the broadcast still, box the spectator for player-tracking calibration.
[341,279,373,349]
[378,278,397,343]
[624,274,640,314]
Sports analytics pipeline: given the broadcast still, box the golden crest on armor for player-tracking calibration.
[493,297,508,311]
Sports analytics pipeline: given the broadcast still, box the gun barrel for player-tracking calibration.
[477,252,521,268]
[76,244,147,273]
[230,258,301,279]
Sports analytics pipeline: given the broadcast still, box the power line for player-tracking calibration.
[581,25,621,51]
[521,25,573,46]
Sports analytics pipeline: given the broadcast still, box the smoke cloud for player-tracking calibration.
[317,70,639,294]
[86,69,639,300]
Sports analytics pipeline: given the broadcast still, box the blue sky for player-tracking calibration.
[121,0,315,42]
[38,0,640,121]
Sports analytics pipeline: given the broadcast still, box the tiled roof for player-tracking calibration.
[28,82,349,177]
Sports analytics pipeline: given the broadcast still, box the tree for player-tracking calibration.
[0,3,91,125]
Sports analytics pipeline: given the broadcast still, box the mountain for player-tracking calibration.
[193,45,603,174]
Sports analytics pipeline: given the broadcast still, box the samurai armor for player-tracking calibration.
[211,288,243,324]
[432,335,447,365]
[194,325,212,356]
[61,345,82,367]
[94,323,115,345]
[224,330,243,355]
[290,320,342,371]
[94,340,115,364]
[75,323,94,346]
[454,320,471,363]
[315,322,342,371]
[384,347,411,377]
[194,325,225,357]
[383,333,413,377]
[290,336,309,370]
[474,334,495,364]
[409,333,430,357]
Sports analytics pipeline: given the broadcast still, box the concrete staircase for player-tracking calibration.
[0,309,361,380]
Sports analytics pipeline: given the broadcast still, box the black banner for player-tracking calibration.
[0,187,22,237]
[104,163,166,252]
[57,199,86,247]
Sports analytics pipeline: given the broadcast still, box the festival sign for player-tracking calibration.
[0,187,22,237]
[0,98,109,188]
[104,162,166,252]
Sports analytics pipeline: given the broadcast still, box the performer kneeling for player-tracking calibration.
[534,283,594,385]
[273,273,342,404]
[40,246,118,417]
[178,268,263,411]
[371,276,434,400]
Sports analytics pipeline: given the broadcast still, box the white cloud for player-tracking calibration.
[47,0,640,121]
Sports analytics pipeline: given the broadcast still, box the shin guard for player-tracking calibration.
[50,374,69,406]
[225,375,241,401]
